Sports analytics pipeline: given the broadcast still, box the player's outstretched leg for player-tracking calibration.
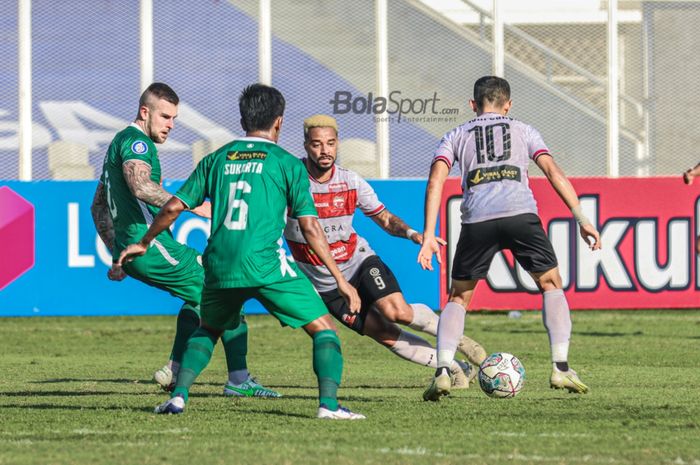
[407,303,487,366]
[383,325,474,389]
[155,326,220,415]
[155,303,200,391]
[221,318,281,398]
[305,317,364,420]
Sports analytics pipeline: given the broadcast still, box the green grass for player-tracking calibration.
[1,310,699,465]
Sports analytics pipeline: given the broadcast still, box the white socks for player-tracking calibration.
[408,303,439,336]
[389,329,464,372]
[542,289,572,362]
[389,329,437,367]
[436,302,466,368]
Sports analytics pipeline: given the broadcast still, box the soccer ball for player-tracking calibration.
[478,352,525,398]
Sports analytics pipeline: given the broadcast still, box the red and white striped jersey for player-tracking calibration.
[284,163,385,292]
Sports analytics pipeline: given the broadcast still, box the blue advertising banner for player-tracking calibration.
[0,180,437,316]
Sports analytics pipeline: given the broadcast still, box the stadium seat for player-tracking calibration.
[47,141,94,180]
[192,139,232,167]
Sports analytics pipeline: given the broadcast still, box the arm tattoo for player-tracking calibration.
[371,209,411,238]
[123,160,172,207]
[91,182,115,254]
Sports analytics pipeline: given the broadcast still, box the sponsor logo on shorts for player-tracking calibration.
[369,267,381,277]
[342,314,357,326]
[131,140,149,155]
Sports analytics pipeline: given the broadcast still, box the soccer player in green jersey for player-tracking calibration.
[91,82,280,398]
[118,84,366,420]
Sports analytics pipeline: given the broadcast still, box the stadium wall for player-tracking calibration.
[0,178,697,317]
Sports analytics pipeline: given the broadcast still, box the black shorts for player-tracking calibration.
[451,213,558,281]
[319,255,401,335]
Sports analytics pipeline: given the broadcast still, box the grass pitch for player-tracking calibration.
[1,310,699,465]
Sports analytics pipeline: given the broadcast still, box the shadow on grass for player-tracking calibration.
[483,328,644,337]
[31,378,153,384]
[0,403,156,413]
[0,390,151,397]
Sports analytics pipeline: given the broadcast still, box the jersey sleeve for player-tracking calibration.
[287,157,318,218]
[175,156,209,209]
[356,174,385,217]
[432,129,457,169]
[120,136,157,166]
[526,125,550,161]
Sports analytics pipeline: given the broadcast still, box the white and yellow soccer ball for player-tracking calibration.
[478,352,525,398]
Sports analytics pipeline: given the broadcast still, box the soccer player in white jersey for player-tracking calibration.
[418,76,602,401]
[682,162,700,254]
[283,114,487,388]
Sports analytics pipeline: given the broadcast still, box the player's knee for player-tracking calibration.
[378,300,412,324]
[534,268,563,291]
[303,314,338,336]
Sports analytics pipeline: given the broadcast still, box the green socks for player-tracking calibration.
[312,330,343,411]
[169,303,201,365]
[172,327,218,402]
[221,319,248,374]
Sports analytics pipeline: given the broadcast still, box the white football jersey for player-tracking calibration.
[433,113,550,224]
[284,163,384,292]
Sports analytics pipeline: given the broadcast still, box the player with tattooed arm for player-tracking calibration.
[91,83,279,398]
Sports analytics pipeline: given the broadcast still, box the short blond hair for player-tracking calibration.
[303,114,338,140]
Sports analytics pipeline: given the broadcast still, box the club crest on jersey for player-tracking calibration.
[131,140,149,155]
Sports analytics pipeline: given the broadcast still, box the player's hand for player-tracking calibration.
[107,263,127,281]
[117,242,148,266]
[580,224,601,250]
[190,201,212,219]
[417,235,442,271]
[337,280,361,313]
[695,235,700,255]
[409,231,447,247]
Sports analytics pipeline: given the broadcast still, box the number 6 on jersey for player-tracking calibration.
[224,181,252,230]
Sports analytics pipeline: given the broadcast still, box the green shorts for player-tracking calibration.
[200,274,328,330]
[123,237,203,306]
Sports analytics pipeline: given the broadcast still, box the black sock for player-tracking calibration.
[555,361,569,372]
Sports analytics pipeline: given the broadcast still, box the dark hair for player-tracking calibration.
[239,84,286,132]
[139,82,179,107]
[473,76,510,110]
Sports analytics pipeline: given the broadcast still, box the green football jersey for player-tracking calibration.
[99,124,169,255]
[175,136,317,288]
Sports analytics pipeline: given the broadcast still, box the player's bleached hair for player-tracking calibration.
[239,84,286,132]
[303,114,338,141]
[139,82,179,108]
[473,76,510,110]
